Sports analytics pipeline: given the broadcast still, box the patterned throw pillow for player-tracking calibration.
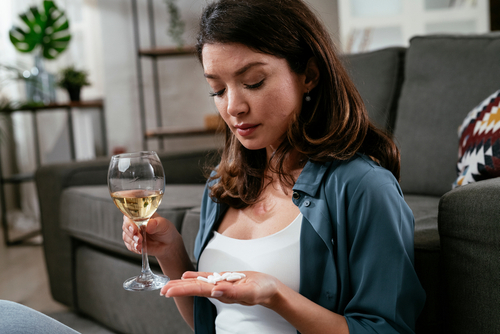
[454,89,500,188]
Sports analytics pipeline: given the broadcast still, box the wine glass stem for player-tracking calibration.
[140,225,153,278]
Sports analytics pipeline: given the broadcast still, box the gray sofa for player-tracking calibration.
[35,33,500,334]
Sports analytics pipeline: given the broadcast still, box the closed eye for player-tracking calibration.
[245,79,264,89]
[209,79,264,97]
[209,88,225,97]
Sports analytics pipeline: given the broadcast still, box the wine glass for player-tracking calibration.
[108,151,170,291]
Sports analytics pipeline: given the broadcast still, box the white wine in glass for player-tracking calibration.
[108,151,170,291]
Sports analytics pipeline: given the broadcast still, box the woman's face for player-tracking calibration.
[202,43,309,155]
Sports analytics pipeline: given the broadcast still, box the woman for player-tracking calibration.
[0,0,423,333]
[122,0,425,333]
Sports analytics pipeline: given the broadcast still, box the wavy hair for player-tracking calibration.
[196,0,400,208]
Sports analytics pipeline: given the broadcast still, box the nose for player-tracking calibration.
[226,88,248,117]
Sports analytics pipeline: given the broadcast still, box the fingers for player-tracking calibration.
[146,215,171,235]
[161,277,233,299]
[122,214,174,254]
[122,216,141,253]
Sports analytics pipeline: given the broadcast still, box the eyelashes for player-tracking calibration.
[244,79,264,90]
[209,89,225,97]
[209,79,265,98]
[208,89,226,97]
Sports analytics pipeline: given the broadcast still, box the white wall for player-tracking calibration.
[337,0,490,53]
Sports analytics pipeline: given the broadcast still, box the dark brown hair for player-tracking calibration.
[197,0,400,208]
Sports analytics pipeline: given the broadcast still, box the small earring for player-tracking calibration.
[305,91,311,102]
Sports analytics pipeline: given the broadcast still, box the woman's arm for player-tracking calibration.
[122,214,196,329]
[162,270,349,334]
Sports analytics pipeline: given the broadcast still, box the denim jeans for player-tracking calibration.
[0,300,79,334]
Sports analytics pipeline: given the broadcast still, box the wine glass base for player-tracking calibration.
[123,273,170,291]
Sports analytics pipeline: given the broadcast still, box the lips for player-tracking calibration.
[234,123,259,136]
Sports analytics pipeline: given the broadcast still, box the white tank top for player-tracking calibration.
[198,213,303,334]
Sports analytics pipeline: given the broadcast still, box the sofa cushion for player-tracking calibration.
[405,195,440,251]
[454,89,500,187]
[394,33,500,196]
[343,47,406,133]
[60,184,206,257]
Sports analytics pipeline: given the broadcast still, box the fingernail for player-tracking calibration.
[211,291,223,298]
[134,243,139,251]
[160,291,164,297]
[129,226,134,233]
[133,235,139,243]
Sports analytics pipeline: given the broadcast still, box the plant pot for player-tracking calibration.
[25,54,56,104]
[66,86,81,102]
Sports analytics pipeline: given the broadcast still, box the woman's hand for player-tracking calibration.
[160,271,281,308]
[122,213,180,258]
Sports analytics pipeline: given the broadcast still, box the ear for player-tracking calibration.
[304,57,320,92]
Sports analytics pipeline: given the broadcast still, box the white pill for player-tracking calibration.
[198,272,246,284]
[226,274,243,281]
[229,272,245,278]
[197,276,210,283]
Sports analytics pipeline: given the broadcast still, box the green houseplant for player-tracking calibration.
[9,1,71,59]
[57,66,90,102]
[9,1,71,103]
[165,0,185,48]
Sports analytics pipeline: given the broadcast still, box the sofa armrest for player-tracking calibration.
[35,148,219,308]
[35,157,111,308]
[438,177,500,333]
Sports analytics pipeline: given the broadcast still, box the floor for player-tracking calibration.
[0,232,67,314]
[0,227,114,333]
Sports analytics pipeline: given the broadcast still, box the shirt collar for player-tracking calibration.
[293,160,340,197]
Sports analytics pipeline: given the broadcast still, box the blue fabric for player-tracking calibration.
[0,300,79,334]
[193,154,426,333]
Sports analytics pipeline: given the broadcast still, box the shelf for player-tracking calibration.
[0,99,104,113]
[6,229,42,246]
[138,46,197,58]
[1,173,35,184]
[145,127,219,139]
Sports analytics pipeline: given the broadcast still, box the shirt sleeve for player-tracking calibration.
[343,170,426,333]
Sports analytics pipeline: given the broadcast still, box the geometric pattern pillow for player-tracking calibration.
[454,89,500,188]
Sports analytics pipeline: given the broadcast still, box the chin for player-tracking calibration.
[237,139,266,151]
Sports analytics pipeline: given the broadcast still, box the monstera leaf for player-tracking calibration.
[9,1,71,60]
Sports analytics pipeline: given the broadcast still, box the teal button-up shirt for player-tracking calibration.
[193,154,426,333]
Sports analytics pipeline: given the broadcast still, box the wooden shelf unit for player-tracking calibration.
[0,99,108,245]
[131,0,215,150]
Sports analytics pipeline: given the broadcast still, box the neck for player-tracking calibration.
[265,148,305,181]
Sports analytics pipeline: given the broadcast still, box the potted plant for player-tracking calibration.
[9,1,72,104]
[57,66,90,102]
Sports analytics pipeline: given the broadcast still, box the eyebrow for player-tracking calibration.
[204,61,266,79]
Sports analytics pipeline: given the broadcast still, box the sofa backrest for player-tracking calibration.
[394,33,500,196]
[343,47,406,134]
[158,148,220,184]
